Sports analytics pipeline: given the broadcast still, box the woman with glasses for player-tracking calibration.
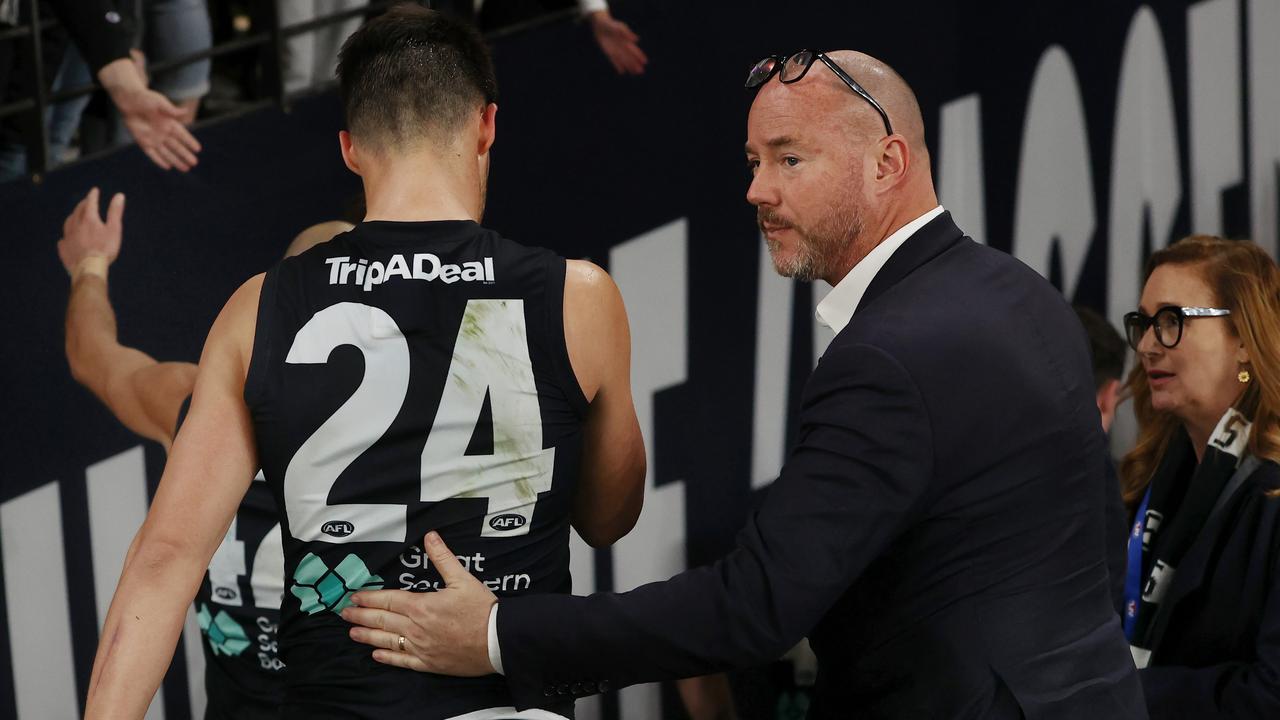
[1119,234,1280,718]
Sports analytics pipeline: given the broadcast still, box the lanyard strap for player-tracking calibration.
[1122,486,1152,641]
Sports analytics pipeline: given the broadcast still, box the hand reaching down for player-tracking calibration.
[588,10,648,76]
[97,56,202,172]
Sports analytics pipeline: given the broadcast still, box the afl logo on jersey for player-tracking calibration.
[489,514,527,531]
[214,587,238,601]
[322,521,355,538]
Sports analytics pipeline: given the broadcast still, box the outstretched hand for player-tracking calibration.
[97,56,202,172]
[58,187,124,276]
[115,87,202,172]
[343,532,498,676]
[588,10,648,76]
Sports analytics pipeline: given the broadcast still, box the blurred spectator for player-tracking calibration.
[0,0,202,180]
[1076,304,1127,433]
[68,0,212,161]
[1075,304,1130,614]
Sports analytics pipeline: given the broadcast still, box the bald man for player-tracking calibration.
[341,50,1146,718]
[59,187,352,718]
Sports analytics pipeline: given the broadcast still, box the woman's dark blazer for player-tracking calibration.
[1140,459,1280,717]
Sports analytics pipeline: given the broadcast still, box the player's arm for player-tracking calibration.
[84,274,264,719]
[60,188,196,450]
[563,259,646,548]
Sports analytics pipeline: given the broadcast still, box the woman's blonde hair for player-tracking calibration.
[1119,235,1280,506]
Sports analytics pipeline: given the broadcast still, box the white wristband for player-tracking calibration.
[72,255,109,281]
[487,603,504,675]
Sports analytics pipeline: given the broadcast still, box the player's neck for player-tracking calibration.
[361,154,483,223]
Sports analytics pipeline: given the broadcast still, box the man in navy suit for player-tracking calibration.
[343,50,1146,719]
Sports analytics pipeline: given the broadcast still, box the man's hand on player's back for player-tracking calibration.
[345,531,498,676]
[563,259,646,547]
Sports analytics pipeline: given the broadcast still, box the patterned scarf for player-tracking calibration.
[1126,385,1258,667]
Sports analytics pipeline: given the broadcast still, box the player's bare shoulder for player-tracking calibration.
[563,260,629,403]
[565,259,625,314]
[203,273,267,375]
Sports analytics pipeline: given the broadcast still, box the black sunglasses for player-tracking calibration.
[1122,306,1232,351]
[745,50,894,137]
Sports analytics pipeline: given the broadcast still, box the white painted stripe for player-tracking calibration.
[1,482,79,720]
[752,235,792,490]
[86,446,166,719]
[610,219,690,720]
[938,93,988,245]
[250,523,285,610]
[184,606,206,718]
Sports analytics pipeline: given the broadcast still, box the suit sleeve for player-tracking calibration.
[1103,458,1128,615]
[497,342,935,708]
[1138,540,1280,717]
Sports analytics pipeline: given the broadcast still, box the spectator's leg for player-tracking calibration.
[0,141,26,182]
[46,44,95,165]
[0,41,88,179]
[278,0,318,94]
[310,0,363,87]
[146,0,214,125]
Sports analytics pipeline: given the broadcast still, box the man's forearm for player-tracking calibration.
[65,267,123,395]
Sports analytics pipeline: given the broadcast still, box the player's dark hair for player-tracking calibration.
[337,4,497,149]
[1074,305,1126,390]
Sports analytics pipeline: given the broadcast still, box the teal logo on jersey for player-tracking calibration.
[290,553,384,615]
[196,603,251,657]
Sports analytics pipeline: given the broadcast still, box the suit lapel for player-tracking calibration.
[856,211,968,314]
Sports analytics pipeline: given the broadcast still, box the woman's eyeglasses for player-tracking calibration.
[1122,306,1231,351]
[745,50,894,137]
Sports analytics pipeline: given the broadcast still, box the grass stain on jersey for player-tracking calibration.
[291,553,384,615]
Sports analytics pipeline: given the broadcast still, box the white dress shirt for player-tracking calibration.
[814,205,945,334]
[486,205,947,675]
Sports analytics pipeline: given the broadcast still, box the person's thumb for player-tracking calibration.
[156,95,185,118]
[424,532,470,587]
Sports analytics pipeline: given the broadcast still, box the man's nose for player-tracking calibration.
[746,169,777,208]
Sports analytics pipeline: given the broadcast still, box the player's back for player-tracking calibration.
[246,220,586,719]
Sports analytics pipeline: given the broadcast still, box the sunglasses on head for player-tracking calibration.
[745,50,894,137]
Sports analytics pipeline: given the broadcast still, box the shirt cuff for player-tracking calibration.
[579,0,609,14]
[487,603,504,675]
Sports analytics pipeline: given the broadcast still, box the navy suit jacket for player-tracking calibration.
[498,213,1147,718]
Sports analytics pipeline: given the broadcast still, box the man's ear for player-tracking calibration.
[477,103,497,156]
[873,135,909,191]
[339,130,362,176]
